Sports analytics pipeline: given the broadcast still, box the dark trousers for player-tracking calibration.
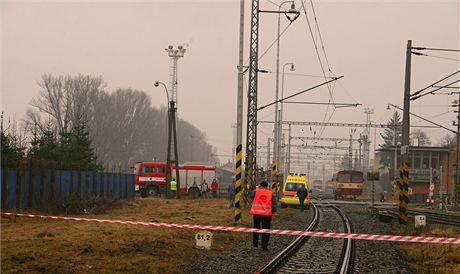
[253,215,272,249]
[299,197,305,211]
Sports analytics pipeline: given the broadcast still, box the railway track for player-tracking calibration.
[386,208,460,227]
[256,204,355,274]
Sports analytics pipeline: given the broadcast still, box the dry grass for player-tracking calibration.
[395,225,460,273]
[4,197,460,273]
[1,197,256,273]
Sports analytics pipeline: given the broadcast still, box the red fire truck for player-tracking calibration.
[134,162,217,197]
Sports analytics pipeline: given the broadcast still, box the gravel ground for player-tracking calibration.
[187,204,415,274]
[341,205,414,274]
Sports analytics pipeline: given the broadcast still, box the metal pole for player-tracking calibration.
[288,124,291,174]
[394,127,398,181]
[234,0,244,223]
[267,137,270,171]
[273,7,280,174]
[456,92,460,208]
[399,40,412,225]
[274,1,293,176]
[171,102,181,199]
[349,133,353,170]
[372,180,375,207]
[166,102,172,198]
[280,63,293,171]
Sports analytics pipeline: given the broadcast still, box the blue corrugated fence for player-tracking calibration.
[0,168,135,210]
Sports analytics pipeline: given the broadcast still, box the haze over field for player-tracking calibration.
[2,0,459,165]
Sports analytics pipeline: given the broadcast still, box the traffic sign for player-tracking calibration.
[367,171,380,181]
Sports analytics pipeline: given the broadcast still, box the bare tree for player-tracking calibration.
[28,74,105,134]
[410,129,431,146]
[26,74,218,169]
[438,133,455,148]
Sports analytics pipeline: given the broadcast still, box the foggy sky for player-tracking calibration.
[1,0,459,166]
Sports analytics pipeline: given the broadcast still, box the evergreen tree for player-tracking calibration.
[28,122,59,161]
[1,131,25,165]
[1,113,25,166]
[59,119,102,171]
[379,111,402,167]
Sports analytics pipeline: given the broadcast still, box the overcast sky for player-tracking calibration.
[1,0,459,169]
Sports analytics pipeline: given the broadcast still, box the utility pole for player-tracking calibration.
[349,132,353,170]
[165,45,185,199]
[267,137,271,172]
[255,1,299,199]
[364,108,374,173]
[456,92,460,208]
[334,141,337,171]
[358,134,362,171]
[234,0,245,223]
[288,124,291,174]
[400,40,412,225]
[244,0,260,202]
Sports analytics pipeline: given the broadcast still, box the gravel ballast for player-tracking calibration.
[187,204,414,273]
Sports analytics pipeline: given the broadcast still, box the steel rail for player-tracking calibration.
[256,204,320,274]
[256,204,356,274]
[332,205,355,274]
[386,207,460,227]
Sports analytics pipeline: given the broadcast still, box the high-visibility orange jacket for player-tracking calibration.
[250,188,273,216]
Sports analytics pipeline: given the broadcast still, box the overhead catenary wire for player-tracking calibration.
[301,0,336,140]
[424,54,460,62]
[309,0,332,74]
[389,104,457,134]
[411,79,460,101]
[412,47,460,52]
[257,76,344,111]
[410,70,460,98]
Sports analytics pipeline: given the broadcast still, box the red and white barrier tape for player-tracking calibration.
[2,212,459,244]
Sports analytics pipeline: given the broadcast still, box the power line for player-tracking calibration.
[389,104,457,134]
[300,0,336,139]
[410,70,460,98]
[424,54,460,62]
[259,120,441,129]
[309,0,332,74]
[283,101,360,107]
[411,79,460,101]
[412,47,460,52]
[257,76,343,111]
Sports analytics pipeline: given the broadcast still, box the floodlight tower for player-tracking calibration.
[166,45,186,106]
[164,45,186,198]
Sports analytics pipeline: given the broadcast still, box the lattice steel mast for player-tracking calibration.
[245,0,260,196]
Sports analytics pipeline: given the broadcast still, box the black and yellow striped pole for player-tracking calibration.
[234,144,242,223]
[399,163,409,225]
[271,161,277,192]
[399,40,412,225]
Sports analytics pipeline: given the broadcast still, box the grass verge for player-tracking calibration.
[1,197,260,273]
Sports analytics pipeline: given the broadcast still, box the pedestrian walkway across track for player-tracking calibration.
[2,212,459,244]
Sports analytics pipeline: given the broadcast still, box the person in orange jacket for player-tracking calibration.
[249,180,277,251]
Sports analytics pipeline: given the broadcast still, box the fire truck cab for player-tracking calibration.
[134,161,217,198]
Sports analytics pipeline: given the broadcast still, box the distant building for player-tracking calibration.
[378,146,455,202]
